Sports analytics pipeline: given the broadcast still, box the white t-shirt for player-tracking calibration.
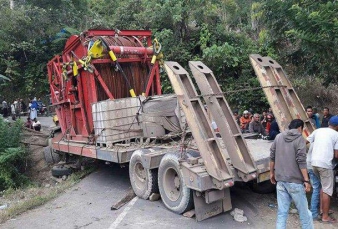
[306,144,313,170]
[211,121,218,131]
[307,127,338,169]
[32,120,41,127]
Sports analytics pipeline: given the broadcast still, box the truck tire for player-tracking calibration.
[44,139,60,164]
[51,165,73,177]
[129,150,159,200]
[250,180,276,194]
[158,153,194,214]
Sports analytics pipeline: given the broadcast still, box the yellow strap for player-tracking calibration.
[129,89,136,97]
[73,61,78,76]
[78,59,85,66]
[151,55,157,65]
[108,50,117,62]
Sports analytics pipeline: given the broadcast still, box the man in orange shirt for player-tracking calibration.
[240,110,251,133]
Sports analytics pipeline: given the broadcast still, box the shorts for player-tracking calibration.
[313,166,334,196]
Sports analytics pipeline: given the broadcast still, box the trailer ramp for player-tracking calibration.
[250,54,315,137]
[163,61,234,187]
[164,61,236,221]
[189,61,257,182]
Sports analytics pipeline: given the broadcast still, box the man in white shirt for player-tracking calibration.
[307,116,338,223]
[32,118,41,131]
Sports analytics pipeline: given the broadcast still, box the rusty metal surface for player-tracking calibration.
[181,162,218,192]
[48,30,161,144]
[204,189,228,204]
[250,54,314,137]
[246,139,272,179]
[193,191,224,222]
[96,35,157,99]
[189,61,257,182]
[141,148,168,169]
[164,61,234,186]
[222,188,232,212]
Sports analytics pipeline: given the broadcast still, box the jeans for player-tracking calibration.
[276,181,313,229]
[308,169,321,219]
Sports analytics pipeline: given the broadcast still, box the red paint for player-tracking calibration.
[47,30,162,146]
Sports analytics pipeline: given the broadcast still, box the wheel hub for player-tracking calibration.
[163,167,181,201]
[134,162,147,190]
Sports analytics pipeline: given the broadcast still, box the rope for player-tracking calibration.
[193,85,287,98]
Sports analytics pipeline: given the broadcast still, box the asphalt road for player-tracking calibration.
[0,164,279,229]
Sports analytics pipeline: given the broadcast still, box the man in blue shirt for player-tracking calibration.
[306,106,320,128]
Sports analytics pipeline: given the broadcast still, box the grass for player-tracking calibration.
[0,166,96,224]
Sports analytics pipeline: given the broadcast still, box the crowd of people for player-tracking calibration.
[222,106,338,227]
[232,107,280,140]
[1,97,42,131]
[268,106,338,227]
[232,106,335,139]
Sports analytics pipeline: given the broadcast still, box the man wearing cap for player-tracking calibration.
[307,116,338,223]
[240,110,251,133]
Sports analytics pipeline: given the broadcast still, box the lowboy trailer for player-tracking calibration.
[47,29,314,221]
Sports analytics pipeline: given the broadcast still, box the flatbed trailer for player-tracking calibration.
[47,29,313,221]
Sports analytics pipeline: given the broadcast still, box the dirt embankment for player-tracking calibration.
[0,127,94,223]
[21,128,53,183]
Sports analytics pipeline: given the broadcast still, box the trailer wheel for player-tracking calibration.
[158,153,193,214]
[44,138,60,164]
[51,165,73,177]
[129,150,159,200]
[250,180,276,194]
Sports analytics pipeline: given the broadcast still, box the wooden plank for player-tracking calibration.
[111,188,136,210]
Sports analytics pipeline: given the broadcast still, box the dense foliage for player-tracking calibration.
[260,0,338,86]
[0,118,28,190]
[0,0,337,112]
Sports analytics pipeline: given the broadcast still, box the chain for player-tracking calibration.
[193,85,287,98]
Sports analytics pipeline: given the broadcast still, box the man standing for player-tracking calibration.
[249,113,266,135]
[240,110,251,132]
[233,110,240,126]
[307,116,338,223]
[29,97,38,120]
[321,107,332,128]
[270,119,313,229]
[2,99,8,117]
[306,144,321,220]
[268,119,280,140]
[306,106,320,128]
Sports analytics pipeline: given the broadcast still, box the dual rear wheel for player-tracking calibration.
[129,150,193,214]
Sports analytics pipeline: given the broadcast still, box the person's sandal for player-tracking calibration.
[321,218,337,224]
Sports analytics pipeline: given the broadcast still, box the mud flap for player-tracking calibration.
[193,188,232,221]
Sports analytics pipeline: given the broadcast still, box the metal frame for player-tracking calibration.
[250,54,315,137]
[47,29,162,144]
[189,61,257,182]
[164,61,234,189]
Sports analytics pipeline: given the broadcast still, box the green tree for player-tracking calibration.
[0,118,28,190]
[260,0,338,86]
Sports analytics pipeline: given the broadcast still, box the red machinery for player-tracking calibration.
[47,30,162,144]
